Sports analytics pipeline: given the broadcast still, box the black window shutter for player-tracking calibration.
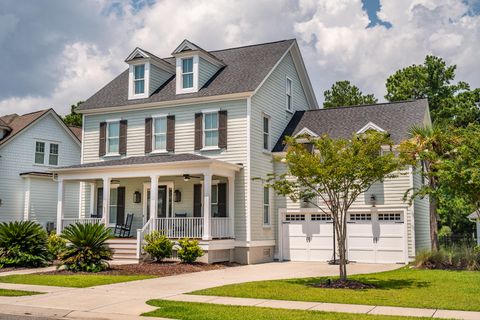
[145,117,152,153]
[217,183,227,217]
[96,187,103,217]
[117,186,126,224]
[194,113,203,150]
[119,120,128,155]
[218,110,227,149]
[167,115,175,152]
[99,122,107,157]
[193,184,202,217]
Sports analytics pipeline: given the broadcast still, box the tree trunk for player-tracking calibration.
[430,195,440,252]
[336,221,348,281]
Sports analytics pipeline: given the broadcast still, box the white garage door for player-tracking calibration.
[347,212,406,264]
[281,211,406,264]
[282,213,334,261]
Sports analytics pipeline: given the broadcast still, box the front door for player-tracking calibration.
[96,187,125,225]
[143,183,173,224]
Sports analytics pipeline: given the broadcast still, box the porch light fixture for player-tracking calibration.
[133,191,141,204]
[174,189,182,202]
[370,195,377,207]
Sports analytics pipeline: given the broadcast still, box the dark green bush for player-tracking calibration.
[143,231,173,262]
[46,232,67,260]
[0,221,50,268]
[414,245,480,271]
[176,238,204,263]
[60,223,113,272]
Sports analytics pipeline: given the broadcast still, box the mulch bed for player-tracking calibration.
[40,261,238,277]
[310,279,376,290]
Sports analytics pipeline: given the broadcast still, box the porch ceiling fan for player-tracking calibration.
[183,174,200,182]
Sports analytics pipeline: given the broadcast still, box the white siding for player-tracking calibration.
[0,113,81,225]
[250,52,310,241]
[150,64,173,94]
[413,170,430,252]
[82,99,248,240]
[198,58,219,89]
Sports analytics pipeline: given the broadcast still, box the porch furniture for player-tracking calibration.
[175,212,187,217]
[90,213,101,219]
[114,213,134,237]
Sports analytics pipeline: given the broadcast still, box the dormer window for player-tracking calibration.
[134,64,145,94]
[182,58,194,89]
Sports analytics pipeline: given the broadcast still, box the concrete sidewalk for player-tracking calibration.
[0,262,399,319]
[165,294,480,320]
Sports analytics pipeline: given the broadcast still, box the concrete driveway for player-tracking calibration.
[0,262,399,319]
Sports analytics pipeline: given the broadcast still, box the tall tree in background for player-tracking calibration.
[63,101,84,127]
[267,132,402,280]
[385,55,480,126]
[323,80,377,108]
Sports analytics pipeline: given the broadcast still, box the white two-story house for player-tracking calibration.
[0,109,81,228]
[53,39,430,264]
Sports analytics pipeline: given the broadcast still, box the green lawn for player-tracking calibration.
[143,300,434,320]
[192,268,480,311]
[0,288,42,297]
[0,274,155,288]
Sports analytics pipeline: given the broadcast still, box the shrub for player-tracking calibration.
[46,232,67,260]
[177,238,204,263]
[0,221,50,268]
[143,231,173,262]
[414,245,480,271]
[60,223,113,272]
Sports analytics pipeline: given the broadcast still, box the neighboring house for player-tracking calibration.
[467,212,480,245]
[0,109,81,229]
[52,38,430,264]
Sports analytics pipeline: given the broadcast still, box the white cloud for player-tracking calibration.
[0,0,479,115]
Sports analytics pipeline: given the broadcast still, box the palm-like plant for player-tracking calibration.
[60,223,113,272]
[0,221,50,267]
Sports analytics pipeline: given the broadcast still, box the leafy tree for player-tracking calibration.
[323,80,377,108]
[399,125,457,251]
[267,131,402,280]
[385,55,479,126]
[63,101,84,127]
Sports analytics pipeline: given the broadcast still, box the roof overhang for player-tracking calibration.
[20,171,53,179]
[51,158,242,181]
[172,39,225,68]
[125,47,175,74]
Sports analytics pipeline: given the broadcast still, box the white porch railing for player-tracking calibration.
[212,217,232,238]
[61,217,104,231]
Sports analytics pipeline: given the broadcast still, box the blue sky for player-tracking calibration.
[0,0,478,115]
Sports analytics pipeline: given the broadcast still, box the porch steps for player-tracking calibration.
[106,238,139,264]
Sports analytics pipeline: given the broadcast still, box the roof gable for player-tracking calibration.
[357,121,386,134]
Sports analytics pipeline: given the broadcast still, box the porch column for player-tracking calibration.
[89,182,96,217]
[202,172,212,240]
[150,175,159,231]
[56,179,64,234]
[102,177,111,227]
[228,176,235,238]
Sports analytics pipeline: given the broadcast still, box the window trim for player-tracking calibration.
[286,77,293,112]
[202,110,220,150]
[263,186,271,226]
[151,115,168,153]
[176,55,199,94]
[133,64,146,95]
[106,120,121,156]
[128,62,149,100]
[34,140,61,166]
[48,143,59,166]
[34,141,45,165]
[262,113,271,152]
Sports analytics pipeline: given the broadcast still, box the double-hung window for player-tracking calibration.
[263,186,270,225]
[134,64,145,95]
[182,58,193,89]
[263,115,270,151]
[153,116,167,151]
[107,121,120,154]
[49,143,59,165]
[35,141,45,164]
[286,77,292,111]
[204,111,219,148]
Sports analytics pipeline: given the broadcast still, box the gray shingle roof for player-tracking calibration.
[78,39,296,111]
[273,99,429,152]
[57,153,209,170]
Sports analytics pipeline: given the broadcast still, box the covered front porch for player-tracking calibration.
[53,155,241,252]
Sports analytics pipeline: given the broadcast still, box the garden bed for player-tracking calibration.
[42,261,237,277]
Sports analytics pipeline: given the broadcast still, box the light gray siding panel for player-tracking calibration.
[250,52,310,241]
[149,64,173,94]
[82,99,248,241]
[413,171,430,252]
[0,113,81,224]
[198,58,219,89]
